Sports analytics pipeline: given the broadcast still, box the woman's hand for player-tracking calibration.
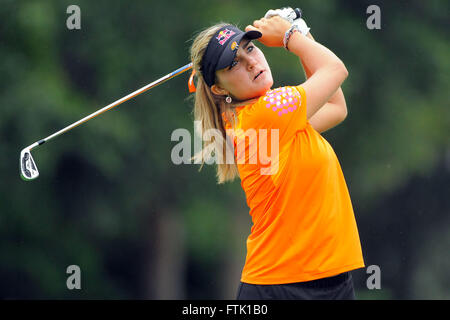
[245,16,291,47]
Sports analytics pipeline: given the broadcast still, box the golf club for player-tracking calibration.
[20,7,302,181]
[20,62,193,181]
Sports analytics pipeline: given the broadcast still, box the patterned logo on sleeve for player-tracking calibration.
[263,87,301,117]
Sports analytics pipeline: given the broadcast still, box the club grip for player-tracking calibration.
[294,8,302,19]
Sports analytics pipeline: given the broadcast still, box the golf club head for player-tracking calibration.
[20,148,39,181]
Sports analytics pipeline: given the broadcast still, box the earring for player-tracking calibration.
[225,95,232,104]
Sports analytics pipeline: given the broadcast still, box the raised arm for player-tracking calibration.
[301,33,348,133]
[246,16,348,124]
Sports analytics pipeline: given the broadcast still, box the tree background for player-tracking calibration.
[0,0,448,299]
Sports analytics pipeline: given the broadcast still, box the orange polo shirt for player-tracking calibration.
[223,85,364,284]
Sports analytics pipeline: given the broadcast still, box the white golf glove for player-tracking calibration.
[264,7,310,35]
[264,7,298,23]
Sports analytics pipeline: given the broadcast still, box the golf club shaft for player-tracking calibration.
[27,62,193,151]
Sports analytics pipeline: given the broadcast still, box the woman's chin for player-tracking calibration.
[258,79,274,95]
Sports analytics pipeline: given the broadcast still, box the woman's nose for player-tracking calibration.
[246,57,257,70]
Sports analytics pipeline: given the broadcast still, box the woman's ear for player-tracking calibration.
[211,84,228,97]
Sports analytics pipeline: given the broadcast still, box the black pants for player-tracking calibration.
[236,272,355,300]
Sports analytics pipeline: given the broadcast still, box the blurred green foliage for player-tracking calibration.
[0,0,449,299]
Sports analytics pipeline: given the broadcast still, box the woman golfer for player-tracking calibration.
[188,8,364,300]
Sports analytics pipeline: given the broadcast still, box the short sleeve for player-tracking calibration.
[241,86,307,142]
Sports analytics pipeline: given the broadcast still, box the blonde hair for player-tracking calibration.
[189,23,239,184]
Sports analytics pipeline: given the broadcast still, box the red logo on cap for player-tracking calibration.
[216,29,236,46]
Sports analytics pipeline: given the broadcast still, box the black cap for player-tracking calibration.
[201,25,262,87]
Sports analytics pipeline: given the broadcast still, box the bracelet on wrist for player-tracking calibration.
[283,24,301,51]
